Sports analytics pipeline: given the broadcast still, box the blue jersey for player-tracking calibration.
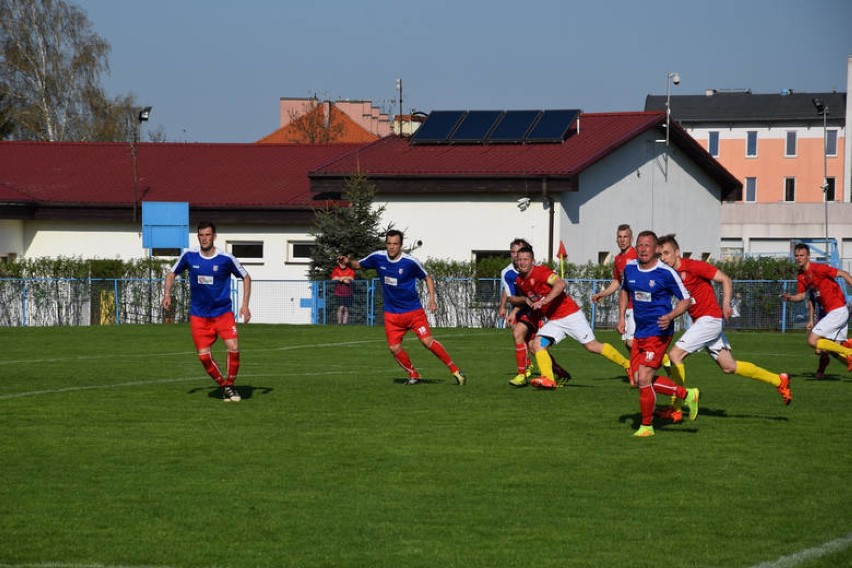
[359,250,428,314]
[170,248,248,318]
[621,259,690,338]
[500,263,519,296]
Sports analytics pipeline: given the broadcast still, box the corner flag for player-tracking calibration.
[557,241,568,278]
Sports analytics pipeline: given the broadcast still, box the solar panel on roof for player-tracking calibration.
[449,110,504,144]
[525,109,580,143]
[410,110,466,144]
[487,110,542,143]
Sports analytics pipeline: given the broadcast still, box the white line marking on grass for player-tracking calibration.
[0,371,345,401]
[749,532,852,568]
[0,563,173,568]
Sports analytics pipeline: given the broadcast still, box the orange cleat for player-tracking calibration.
[777,373,792,406]
[531,377,558,390]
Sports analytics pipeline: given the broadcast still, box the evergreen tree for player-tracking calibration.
[309,172,388,280]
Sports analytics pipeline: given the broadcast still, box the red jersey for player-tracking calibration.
[516,264,580,320]
[614,247,638,308]
[331,266,356,297]
[797,262,846,313]
[676,257,723,319]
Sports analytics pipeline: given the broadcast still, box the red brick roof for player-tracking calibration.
[0,141,363,209]
[310,112,740,195]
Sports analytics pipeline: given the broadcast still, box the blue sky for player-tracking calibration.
[77,0,852,143]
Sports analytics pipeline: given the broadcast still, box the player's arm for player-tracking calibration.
[424,274,437,313]
[239,273,252,323]
[532,275,566,310]
[658,297,691,329]
[162,271,176,310]
[837,269,852,289]
[498,288,508,319]
[592,277,620,303]
[712,268,734,321]
[337,255,362,271]
[806,297,815,330]
[616,288,628,335]
[781,290,806,302]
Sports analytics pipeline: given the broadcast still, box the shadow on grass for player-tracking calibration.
[617,412,700,433]
[694,406,790,422]
[391,377,445,385]
[799,372,848,382]
[188,385,273,400]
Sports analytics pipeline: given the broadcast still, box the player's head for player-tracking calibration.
[385,229,404,259]
[196,221,217,252]
[516,245,535,275]
[793,243,810,267]
[509,238,531,266]
[616,224,633,251]
[635,230,658,264]
[657,233,681,269]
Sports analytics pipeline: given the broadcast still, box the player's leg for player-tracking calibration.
[810,308,852,371]
[414,310,465,385]
[191,316,227,387]
[384,313,420,383]
[529,335,557,390]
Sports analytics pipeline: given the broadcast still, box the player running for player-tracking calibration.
[656,234,791,422]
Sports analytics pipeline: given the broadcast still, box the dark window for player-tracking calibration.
[746,131,757,157]
[784,178,795,202]
[708,131,719,157]
[825,178,835,202]
[230,242,263,260]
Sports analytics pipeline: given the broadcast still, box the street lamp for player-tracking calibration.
[812,97,829,259]
[664,72,680,151]
[131,106,152,222]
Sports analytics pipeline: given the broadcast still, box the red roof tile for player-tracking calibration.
[0,141,364,209]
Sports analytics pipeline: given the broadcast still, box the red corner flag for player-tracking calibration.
[557,241,568,259]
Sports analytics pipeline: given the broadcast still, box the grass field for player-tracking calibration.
[1,323,850,567]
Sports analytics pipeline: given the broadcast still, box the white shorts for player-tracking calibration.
[538,310,596,346]
[813,306,850,341]
[622,308,635,341]
[674,315,731,360]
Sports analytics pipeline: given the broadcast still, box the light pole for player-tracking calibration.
[395,79,403,136]
[131,106,152,223]
[812,97,829,259]
[664,72,680,169]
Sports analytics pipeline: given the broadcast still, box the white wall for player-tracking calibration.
[0,219,24,257]
[563,134,722,263]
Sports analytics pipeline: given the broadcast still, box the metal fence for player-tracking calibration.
[1,277,823,333]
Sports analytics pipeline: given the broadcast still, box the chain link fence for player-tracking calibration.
[0,277,833,333]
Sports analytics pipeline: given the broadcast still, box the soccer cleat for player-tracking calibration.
[777,373,792,406]
[509,373,528,387]
[842,339,852,349]
[847,355,852,373]
[684,388,700,421]
[222,386,241,402]
[531,377,558,390]
[405,377,422,385]
[452,370,466,386]
[557,372,573,387]
[633,425,655,437]
[524,364,533,379]
[552,361,570,380]
[655,406,683,424]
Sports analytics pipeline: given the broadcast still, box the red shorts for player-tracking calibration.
[630,335,672,371]
[384,309,431,345]
[190,312,238,350]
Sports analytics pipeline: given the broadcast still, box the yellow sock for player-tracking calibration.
[662,353,671,367]
[600,343,630,372]
[670,363,686,409]
[816,338,852,358]
[735,361,780,387]
[534,349,554,380]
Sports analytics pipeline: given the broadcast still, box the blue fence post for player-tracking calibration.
[311,281,319,324]
[367,278,376,327]
[780,281,787,334]
[21,279,27,327]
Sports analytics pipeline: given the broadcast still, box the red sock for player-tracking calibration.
[652,376,687,399]
[198,352,225,386]
[514,343,528,374]
[393,349,418,378]
[639,384,656,426]
[428,340,458,373]
[225,350,240,386]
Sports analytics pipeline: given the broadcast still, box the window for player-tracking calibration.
[746,131,758,157]
[152,248,181,257]
[598,251,610,264]
[287,240,314,264]
[708,131,719,157]
[826,130,838,156]
[825,177,835,202]
[701,253,711,261]
[785,131,796,156]
[745,177,756,202]
[228,241,264,263]
[784,178,796,202]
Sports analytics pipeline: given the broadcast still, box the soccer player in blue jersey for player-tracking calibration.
[337,229,466,385]
[162,221,252,402]
[617,230,698,437]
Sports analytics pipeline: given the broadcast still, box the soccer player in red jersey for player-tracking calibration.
[338,230,465,386]
[162,222,252,402]
[508,246,630,390]
[592,224,638,351]
[657,235,791,418]
[781,243,852,372]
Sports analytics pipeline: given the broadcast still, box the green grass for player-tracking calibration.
[1,324,850,567]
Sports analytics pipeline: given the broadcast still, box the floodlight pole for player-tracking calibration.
[396,79,403,136]
[664,71,680,179]
[131,106,152,223]
[813,98,829,260]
